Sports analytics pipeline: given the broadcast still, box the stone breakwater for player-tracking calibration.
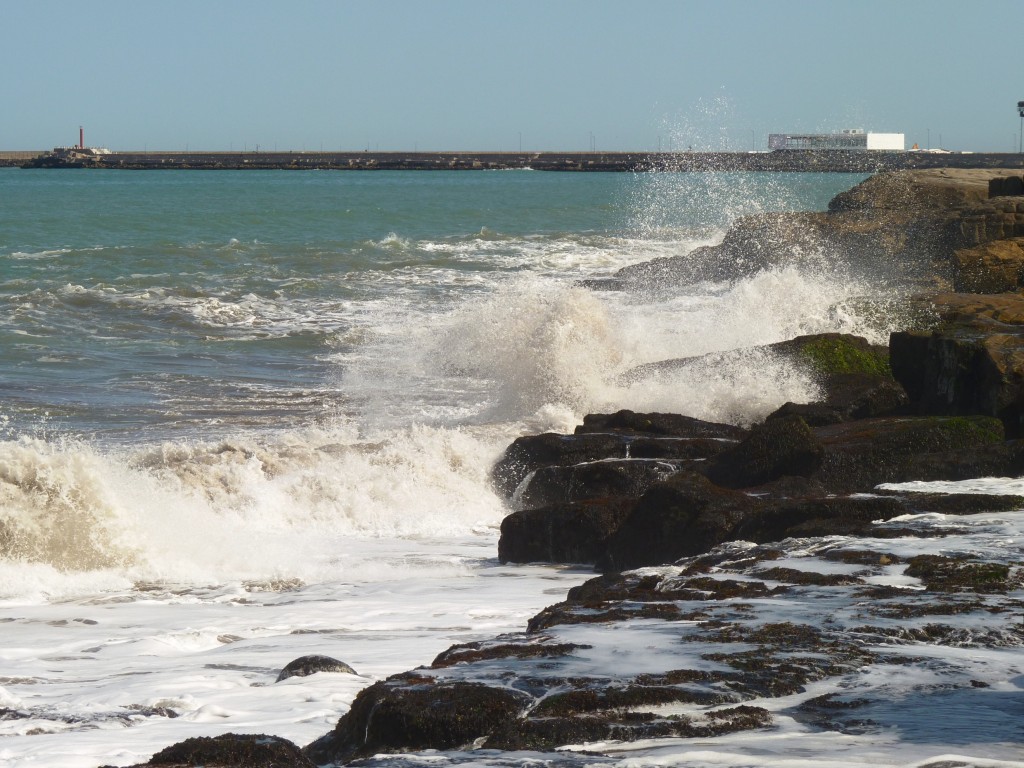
[20,149,1024,172]
[118,169,1024,767]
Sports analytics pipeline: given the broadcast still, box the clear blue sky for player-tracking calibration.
[5,0,1022,152]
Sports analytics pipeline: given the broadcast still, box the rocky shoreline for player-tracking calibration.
[117,169,1024,766]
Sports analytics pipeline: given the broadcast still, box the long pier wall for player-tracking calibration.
[0,151,44,167]
[17,150,1024,172]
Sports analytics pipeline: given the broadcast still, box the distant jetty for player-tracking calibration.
[14,149,1024,172]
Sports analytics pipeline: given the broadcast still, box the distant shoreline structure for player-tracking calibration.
[6,149,1024,172]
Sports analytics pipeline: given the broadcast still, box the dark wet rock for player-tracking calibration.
[812,415,1006,493]
[431,639,590,669]
[303,680,531,764]
[793,693,874,733]
[491,432,633,499]
[872,490,1024,515]
[574,409,747,440]
[769,333,892,378]
[703,415,823,489]
[767,372,908,426]
[904,554,1022,594]
[512,458,684,510]
[275,654,356,682]
[849,622,1024,647]
[498,415,1014,571]
[623,333,890,388]
[490,413,744,504]
[147,733,314,767]
[892,438,1024,482]
[742,474,829,500]
[527,570,778,633]
[486,705,772,751]
[308,524,1022,763]
[750,566,863,587]
[859,594,989,618]
[822,548,901,566]
[598,471,757,571]
[499,497,634,565]
[889,292,1024,435]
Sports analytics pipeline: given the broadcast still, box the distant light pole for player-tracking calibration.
[1017,101,1024,153]
[751,129,755,151]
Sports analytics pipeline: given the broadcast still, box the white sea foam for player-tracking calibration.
[0,422,515,599]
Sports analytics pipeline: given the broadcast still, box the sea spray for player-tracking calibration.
[350,256,899,430]
[0,436,154,574]
[429,278,623,421]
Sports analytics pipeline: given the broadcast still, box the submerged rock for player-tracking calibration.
[275,654,356,682]
[304,680,530,764]
[146,733,313,767]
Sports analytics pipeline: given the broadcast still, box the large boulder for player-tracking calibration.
[575,409,747,439]
[275,654,356,683]
[614,170,1017,293]
[491,413,744,501]
[490,432,633,499]
[598,472,757,571]
[813,415,1006,493]
[827,168,994,212]
[147,733,313,767]
[703,415,824,489]
[304,679,530,765]
[890,292,1024,435]
[499,497,635,565]
[512,458,685,510]
[767,372,908,426]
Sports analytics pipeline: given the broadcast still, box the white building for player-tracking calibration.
[769,129,905,151]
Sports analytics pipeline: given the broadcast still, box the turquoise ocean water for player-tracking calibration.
[0,168,865,444]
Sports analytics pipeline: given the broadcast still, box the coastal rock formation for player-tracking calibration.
[303,537,1024,765]
[891,291,1024,435]
[614,168,1024,293]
